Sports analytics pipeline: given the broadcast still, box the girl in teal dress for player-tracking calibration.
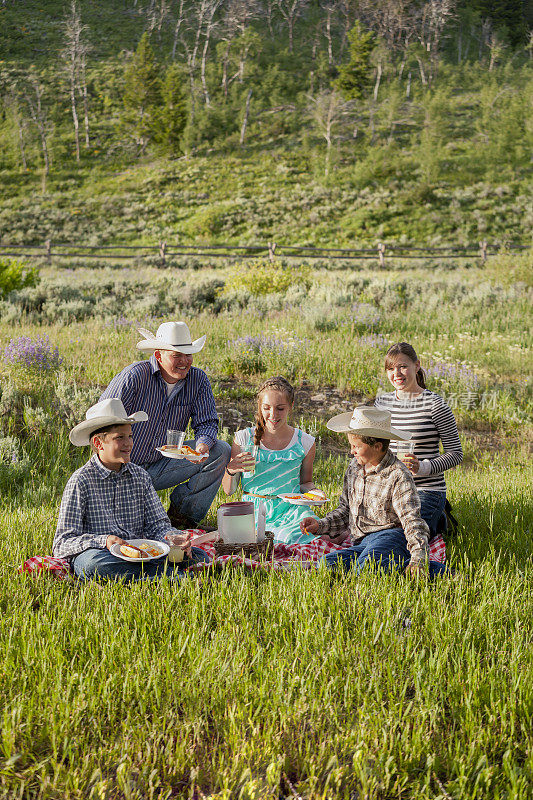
[221,377,324,545]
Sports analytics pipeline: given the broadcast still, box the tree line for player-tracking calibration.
[0,0,530,188]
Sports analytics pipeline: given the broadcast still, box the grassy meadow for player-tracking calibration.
[0,257,532,799]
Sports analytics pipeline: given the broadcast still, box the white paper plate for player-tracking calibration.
[156,447,207,462]
[278,493,329,507]
[110,538,170,563]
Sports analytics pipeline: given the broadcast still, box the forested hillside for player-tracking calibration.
[0,0,531,246]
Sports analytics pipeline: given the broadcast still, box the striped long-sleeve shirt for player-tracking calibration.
[99,357,219,465]
[375,390,463,491]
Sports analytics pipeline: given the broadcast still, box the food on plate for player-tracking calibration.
[303,489,326,501]
[179,445,202,455]
[284,494,304,500]
[138,542,163,557]
[161,444,202,456]
[120,544,148,559]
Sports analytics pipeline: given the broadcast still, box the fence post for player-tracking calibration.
[45,239,52,264]
[159,240,167,267]
[378,242,385,267]
[268,241,277,263]
[479,240,487,264]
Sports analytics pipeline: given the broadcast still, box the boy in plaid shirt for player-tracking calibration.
[301,407,446,576]
[53,398,210,582]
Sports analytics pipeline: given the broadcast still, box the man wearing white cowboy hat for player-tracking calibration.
[99,321,231,531]
[300,407,446,577]
[53,398,210,581]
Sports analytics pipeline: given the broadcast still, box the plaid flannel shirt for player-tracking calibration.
[317,449,429,564]
[53,455,174,561]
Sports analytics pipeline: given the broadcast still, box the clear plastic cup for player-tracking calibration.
[396,441,412,464]
[167,430,185,448]
[245,444,259,474]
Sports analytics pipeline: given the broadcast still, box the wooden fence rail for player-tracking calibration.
[0,240,529,267]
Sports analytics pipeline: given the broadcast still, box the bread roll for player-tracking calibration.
[120,544,141,559]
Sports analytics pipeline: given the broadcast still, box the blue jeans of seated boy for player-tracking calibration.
[73,546,210,583]
[322,527,447,577]
[418,490,446,539]
[141,440,231,524]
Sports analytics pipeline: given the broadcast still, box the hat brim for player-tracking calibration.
[326,411,411,441]
[69,411,148,447]
[136,335,206,355]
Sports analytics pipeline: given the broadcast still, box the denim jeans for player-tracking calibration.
[142,439,231,523]
[322,526,447,577]
[418,490,446,539]
[73,546,210,583]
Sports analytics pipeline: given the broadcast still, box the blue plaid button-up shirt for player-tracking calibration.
[53,455,173,560]
[99,357,219,465]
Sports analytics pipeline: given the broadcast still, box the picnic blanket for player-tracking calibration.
[18,534,446,577]
[193,533,447,572]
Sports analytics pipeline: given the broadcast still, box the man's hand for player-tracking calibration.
[106,535,126,550]
[300,517,319,536]
[167,531,192,557]
[196,442,209,456]
[405,560,427,577]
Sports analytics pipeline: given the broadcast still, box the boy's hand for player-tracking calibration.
[167,531,192,557]
[405,561,427,577]
[300,517,319,535]
[106,535,126,550]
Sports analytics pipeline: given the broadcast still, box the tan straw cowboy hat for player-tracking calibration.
[326,406,411,441]
[136,322,206,355]
[69,399,149,446]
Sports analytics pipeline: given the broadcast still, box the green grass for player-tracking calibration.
[1,455,532,799]
[0,260,531,797]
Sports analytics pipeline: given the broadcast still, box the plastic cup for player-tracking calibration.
[245,444,258,474]
[396,441,412,464]
[167,430,185,448]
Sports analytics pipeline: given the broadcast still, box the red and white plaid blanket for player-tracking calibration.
[18,534,446,578]
[193,533,446,572]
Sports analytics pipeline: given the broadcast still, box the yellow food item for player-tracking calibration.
[303,490,325,501]
[120,544,141,559]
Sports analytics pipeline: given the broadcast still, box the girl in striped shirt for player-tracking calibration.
[375,342,463,538]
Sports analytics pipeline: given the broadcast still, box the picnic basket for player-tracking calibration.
[214,531,274,561]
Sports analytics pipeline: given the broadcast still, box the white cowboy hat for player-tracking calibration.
[136,322,206,355]
[326,406,411,441]
[69,398,149,447]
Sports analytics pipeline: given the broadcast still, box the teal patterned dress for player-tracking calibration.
[239,427,320,545]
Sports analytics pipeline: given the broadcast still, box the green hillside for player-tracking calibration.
[0,0,531,247]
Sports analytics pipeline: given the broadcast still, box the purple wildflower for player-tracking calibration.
[229,334,308,356]
[424,358,479,391]
[358,334,390,350]
[2,335,63,371]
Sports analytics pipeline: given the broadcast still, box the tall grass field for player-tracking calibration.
[0,257,531,799]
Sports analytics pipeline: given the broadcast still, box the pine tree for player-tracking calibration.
[123,33,162,154]
[160,64,188,156]
[335,22,376,100]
